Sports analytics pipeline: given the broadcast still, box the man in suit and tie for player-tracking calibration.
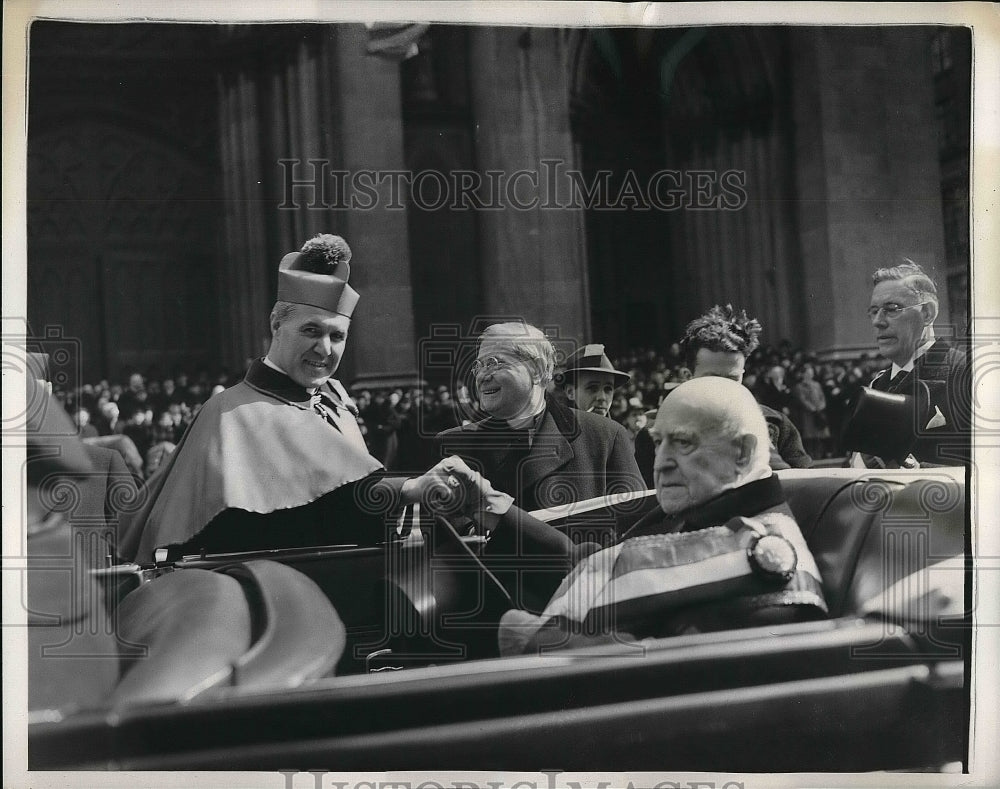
[435,323,645,515]
[861,260,970,467]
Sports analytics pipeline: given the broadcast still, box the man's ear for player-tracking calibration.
[565,384,577,403]
[922,299,939,326]
[735,433,757,469]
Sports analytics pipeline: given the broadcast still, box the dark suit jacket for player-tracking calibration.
[759,403,812,469]
[435,395,646,514]
[869,338,970,466]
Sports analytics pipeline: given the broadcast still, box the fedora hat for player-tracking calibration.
[277,234,360,317]
[562,344,630,388]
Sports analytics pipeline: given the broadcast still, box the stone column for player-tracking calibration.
[215,26,420,386]
[329,24,419,388]
[790,27,948,356]
[468,27,589,344]
[217,66,273,369]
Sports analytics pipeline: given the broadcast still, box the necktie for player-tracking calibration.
[886,370,909,391]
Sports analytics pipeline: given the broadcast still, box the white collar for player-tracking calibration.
[505,389,547,430]
[890,332,936,378]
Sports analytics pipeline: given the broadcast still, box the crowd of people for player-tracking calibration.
[53,370,233,480]
[55,341,888,481]
[605,341,889,461]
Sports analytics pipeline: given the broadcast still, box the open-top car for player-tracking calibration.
[27,466,968,772]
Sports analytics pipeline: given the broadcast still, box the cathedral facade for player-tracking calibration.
[26,22,970,386]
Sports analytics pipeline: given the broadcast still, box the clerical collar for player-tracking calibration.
[507,407,544,431]
[503,391,547,430]
[263,355,320,395]
[246,358,316,405]
[890,332,936,379]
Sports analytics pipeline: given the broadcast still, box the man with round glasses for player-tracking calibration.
[860,260,970,466]
[436,322,645,518]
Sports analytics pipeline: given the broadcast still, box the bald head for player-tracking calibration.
[650,378,771,515]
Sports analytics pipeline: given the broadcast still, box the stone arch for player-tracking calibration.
[569,26,804,355]
[27,115,219,380]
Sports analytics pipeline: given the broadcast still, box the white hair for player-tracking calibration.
[479,322,555,385]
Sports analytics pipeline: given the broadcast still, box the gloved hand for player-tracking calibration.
[437,455,515,525]
[400,456,467,511]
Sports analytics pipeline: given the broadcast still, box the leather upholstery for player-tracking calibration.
[111,560,346,707]
[112,569,252,706]
[778,470,965,618]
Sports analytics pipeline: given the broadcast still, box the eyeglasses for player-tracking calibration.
[867,301,930,320]
[471,356,511,375]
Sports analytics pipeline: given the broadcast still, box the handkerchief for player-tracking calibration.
[925,405,947,430]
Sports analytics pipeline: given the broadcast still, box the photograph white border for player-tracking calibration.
[4,2,998,788]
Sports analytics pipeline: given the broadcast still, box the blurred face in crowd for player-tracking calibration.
[624,409,647,434]
[650,380,758,516]
[269,304,351,391]
[566,372,617,417]
[869,278,934,366]
[474,336,539,421]
[691,349,746,384]
[155,411,174,441]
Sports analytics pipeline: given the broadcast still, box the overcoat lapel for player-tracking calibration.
[437,421,524,479]
[518,403,576,493]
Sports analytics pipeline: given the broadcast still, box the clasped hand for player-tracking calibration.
[401,456,514,523]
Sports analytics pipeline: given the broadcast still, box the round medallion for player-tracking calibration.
[748,533,798,583]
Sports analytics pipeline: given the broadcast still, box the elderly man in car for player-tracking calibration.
[448,377,828,655]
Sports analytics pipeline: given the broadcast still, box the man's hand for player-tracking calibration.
[438,456,515,521]
[400,456,466,509]
[401,456,514,523]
